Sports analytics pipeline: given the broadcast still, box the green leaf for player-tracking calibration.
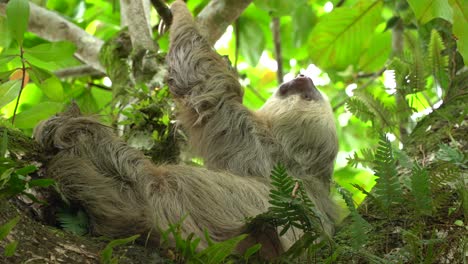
[57,209,88,236]
[27,66,53,85]
[0,216,20,240]
[15,165,36,176]
[373,135,402,212]
[309,0,383,70]
[11,101,63,129]
[25,42,76,62]
[101,235,140,264]
[291,3,316,48]
[0,16,12,48]
[358,31,392,72]
[410,166,433,216]
[6,0,30,45]
[196,234,247,263]
[28,178,55,188]
[0,130,7,158]
[346,97,376,123]
[238,17,266,66]
[40,76,64,102]
[254,0,300,16]
[407,0,453,25]
[4,241,18,257]
[428,30,449,89]
[0,80,21,109]
[449,0,468,64]
[244,243,262,259]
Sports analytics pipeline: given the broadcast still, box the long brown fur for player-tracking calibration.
[34,0,338,258]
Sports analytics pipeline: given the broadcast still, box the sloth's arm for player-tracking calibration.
[166,0,272,177]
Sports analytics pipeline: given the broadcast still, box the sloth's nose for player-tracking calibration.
[297,74,306,78]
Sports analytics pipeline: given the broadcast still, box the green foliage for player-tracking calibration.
[308,0,383,70]
[100,234,140,264]
[410,166,433,216]
[407,0,453,25]
[5,0,29,45]
[0,215,20,257]
[347,90,396,131]
[57,208,89,236]
[337,186,370,249]
[449,0,468,64]
[237,17,266,66]
[268,164,324,235]
[372,135,402,213]
[158,218,253,263]
[436,144,466,166]
[428,30,449,88]
[0,131,55,201]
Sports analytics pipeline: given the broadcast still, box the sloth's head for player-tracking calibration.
[34,103,108,154]
[258,74,333,120]
[276,74,323,101]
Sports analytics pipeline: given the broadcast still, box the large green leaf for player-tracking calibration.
[358,31,392,72]
[12,101,63,129]
[449,0,468,64]
[309,0,383,70]
[25,42,76,62]
[238,17,266,66]
[6,0,30,45]
[254,0,300,17]
[291,3,317,48]
[0,80,21,109]
[407,0,453,24]
[40,76,65,102]
[0,16,12,48]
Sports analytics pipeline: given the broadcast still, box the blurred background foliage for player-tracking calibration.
[0,0,466,217]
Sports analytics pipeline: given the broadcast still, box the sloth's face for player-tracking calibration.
[275,74,323,101]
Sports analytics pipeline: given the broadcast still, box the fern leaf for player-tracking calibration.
[410,165,433,216]
[346,98,375,123]
[373,135,402,213]
[338,186,370,249]
[354,90,396,130]
[404,33,427,93]
[388,57,411,94]
[428,30,449,89]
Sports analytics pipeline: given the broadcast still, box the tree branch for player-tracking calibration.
[196,0,252,45]
[54,65,104,79]
[272,17,283,85]
[120,0,157,52]
[0,2,106,73]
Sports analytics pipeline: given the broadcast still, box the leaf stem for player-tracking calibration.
[11,46,26,125]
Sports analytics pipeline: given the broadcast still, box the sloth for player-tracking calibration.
[34,0,338,258]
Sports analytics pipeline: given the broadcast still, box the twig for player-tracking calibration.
[54,65,104,79]
[11,47,27,125]
[272,17,283,85]
[234,20,240,70]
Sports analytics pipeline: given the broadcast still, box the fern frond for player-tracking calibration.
[388,57,411,93]
[373,134,402,213]
[354,90,396,130]
[347,149,375,169]
[404,33,427,93]
[428,30,449,89]
[346,98,375,123]
[410,165,433,216]
[267,164,323,235]
[338,186,370,249]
